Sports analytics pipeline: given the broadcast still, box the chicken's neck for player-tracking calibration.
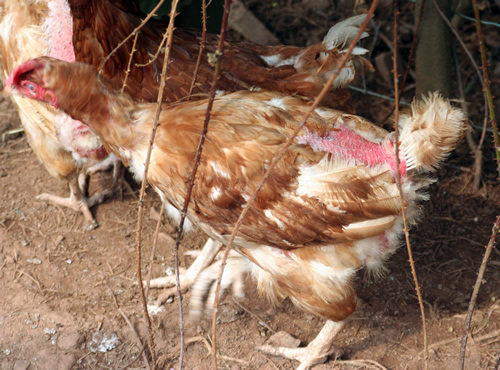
[48,64,139,161]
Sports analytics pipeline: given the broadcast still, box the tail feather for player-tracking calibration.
[322,14,370,52]
[317,14,373,89]
[398,93,467,172]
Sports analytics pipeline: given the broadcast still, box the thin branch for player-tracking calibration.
[121,32,139,95]
[188,0,209,98]
[98,0,167,77]
[145,203,165,301]
[431,0,491,190]
[459,215,500,369]
[117,307,151,370]
[470,0,500,177]
[134,1,181,368]
[430,0,484,88]
[160,1,234,369]
[379,0,425,125]
[392,2,428,368]
[135,28,170,68]
[209,3,379,369]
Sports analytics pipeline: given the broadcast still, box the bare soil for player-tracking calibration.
[1,2,499,369]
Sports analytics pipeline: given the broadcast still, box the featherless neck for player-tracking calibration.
[48,62,136,150]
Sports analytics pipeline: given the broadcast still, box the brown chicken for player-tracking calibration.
[1,0,369,233]
[0,0,120,229]
[7,57,466,369]
[69,0,372,110]
[67,0,374,296]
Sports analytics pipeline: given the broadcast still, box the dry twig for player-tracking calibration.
[145,204,165,301]
[133,1,180,368]
[470,0,500,178]
[459,215,500,369]
[98,0,167,77]
[187,0,208,98]
[120,32,139,95]
[392,2,428,368]
[431,0,490,191]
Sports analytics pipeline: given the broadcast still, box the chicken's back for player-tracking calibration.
[69,0,370,110]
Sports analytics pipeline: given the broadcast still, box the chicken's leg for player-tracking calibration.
[147,238,224,305]
[37,172,97,230]
[258,319,345,370]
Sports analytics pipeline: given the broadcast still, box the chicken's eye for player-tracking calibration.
[26,83,35,94]
[21,80,37,95]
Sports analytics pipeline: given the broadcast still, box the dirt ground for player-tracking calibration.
[1,1,500,370]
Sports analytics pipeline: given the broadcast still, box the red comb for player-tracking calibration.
[5,58,45,88]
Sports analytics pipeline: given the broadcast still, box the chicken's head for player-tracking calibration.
[5,58,59,108]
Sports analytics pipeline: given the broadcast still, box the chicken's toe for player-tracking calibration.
[145,239,223,305]
[36,192,97,230]
[258,320,345,370]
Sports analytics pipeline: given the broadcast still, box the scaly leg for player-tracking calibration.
[37,172,98,230]
[258,320,345,370]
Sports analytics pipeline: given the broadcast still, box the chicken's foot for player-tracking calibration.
[146,238,223,305]
[258,319,345,370]
[37,173,97,230]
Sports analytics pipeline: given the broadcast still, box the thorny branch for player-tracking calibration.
[391,2,428,368]
[145,204,165,301]
[379,0,425,125]
[209,2,379,369]
[121,32,139,95]
[135,27,170,68]
[458,215,500,369]
[134,0,180,368]
[98,0,167,77]
[188,0,209,98]
[162,1,234,368]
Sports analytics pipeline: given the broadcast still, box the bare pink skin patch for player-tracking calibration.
[45,0,76,63]
[297,126,407,176]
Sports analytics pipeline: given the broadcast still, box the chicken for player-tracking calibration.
[69,0,372,111]
[67,0,373,296]
[0,0,121,229]
[7,56,466,369]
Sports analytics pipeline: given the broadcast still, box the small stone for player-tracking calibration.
[54,235,64,246]
[58,332,83,351]
[13,360,30,370]
[264,331,300,348]
[44,328,57,335]
[88,331,121,353]
[27,258,42,265]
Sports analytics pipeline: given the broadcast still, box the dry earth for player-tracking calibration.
[1,1,499,369]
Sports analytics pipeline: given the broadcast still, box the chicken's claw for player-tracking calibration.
[36,192,98,231]
[257,320,345,370]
